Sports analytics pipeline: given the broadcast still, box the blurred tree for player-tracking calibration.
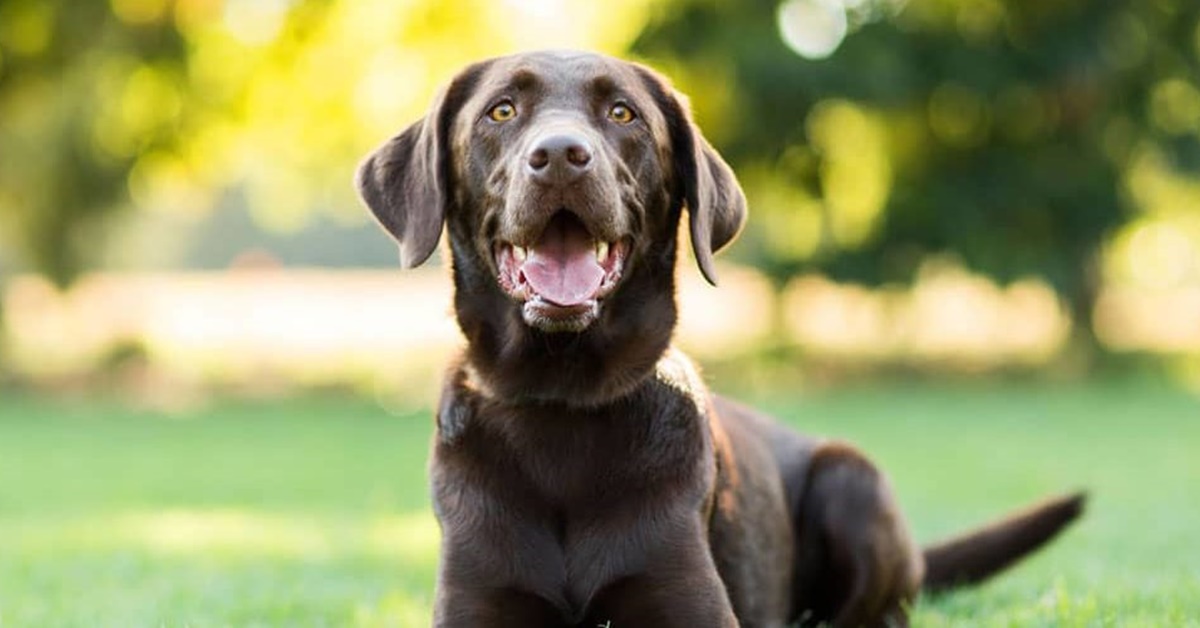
[0,0,190,286]
[4,0,1194,375]
[0,0,654,365]
[633,0,1200,359]
[0,0,193,372]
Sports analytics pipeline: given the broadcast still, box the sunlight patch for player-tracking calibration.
[127,509,332,556]
[5,509,443,566]
[367,511,441,563]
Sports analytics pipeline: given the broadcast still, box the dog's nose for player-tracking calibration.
[527,133,593,184]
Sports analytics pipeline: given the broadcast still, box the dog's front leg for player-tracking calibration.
[431,486,572,627]
[432,582,563,628]
[584,534,739,628]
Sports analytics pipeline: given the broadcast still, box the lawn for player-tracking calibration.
[0,381,1197,626]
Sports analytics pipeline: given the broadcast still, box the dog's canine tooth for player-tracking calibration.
[596,241,609,263]
[513,245,528,262]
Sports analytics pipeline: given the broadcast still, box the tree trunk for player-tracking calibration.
[1063,256,1113,377]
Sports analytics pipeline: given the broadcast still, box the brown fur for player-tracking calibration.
[356,50,1085,627]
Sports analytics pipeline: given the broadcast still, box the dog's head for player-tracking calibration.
[358,51,745,332]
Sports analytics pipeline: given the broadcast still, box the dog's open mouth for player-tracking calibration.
[496,211,629,332]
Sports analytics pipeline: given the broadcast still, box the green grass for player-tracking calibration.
[0,382,1197,626]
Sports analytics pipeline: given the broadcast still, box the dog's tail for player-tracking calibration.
[921,491,1086,593]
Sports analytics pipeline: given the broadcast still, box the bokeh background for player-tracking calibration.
[1,0,1198,625]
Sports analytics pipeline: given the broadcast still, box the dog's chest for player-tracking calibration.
[437,384,715,621]
[509,441,709,622]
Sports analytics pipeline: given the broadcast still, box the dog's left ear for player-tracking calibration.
[682,128,748,285]
[640,69,747,285]
[355,63,485,268]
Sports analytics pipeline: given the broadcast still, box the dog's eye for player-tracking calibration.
[608,103,636,124]
[488,101,517,122]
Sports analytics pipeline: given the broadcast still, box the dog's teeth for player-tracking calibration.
[595,241,609,263]
[513,246,527,262]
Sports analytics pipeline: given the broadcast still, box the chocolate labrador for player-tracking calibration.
[356,50,1084,627]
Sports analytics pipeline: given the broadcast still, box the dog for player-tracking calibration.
[356,50,1085,627]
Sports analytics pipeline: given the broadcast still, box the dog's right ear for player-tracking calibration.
[355,64,484,268]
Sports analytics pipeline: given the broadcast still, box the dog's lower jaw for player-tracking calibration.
[522,297,600,333]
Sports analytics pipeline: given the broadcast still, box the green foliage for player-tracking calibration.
[0,0,190,286]
[3,0,1199,371]
[0,0,656,285]
[633,0,1200,325]
[1,383,1198,624]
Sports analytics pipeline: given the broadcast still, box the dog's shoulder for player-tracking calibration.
[649,347,711,414]
[435,356,489,446]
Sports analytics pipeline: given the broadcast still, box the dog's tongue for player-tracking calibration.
[522,215,604,307]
